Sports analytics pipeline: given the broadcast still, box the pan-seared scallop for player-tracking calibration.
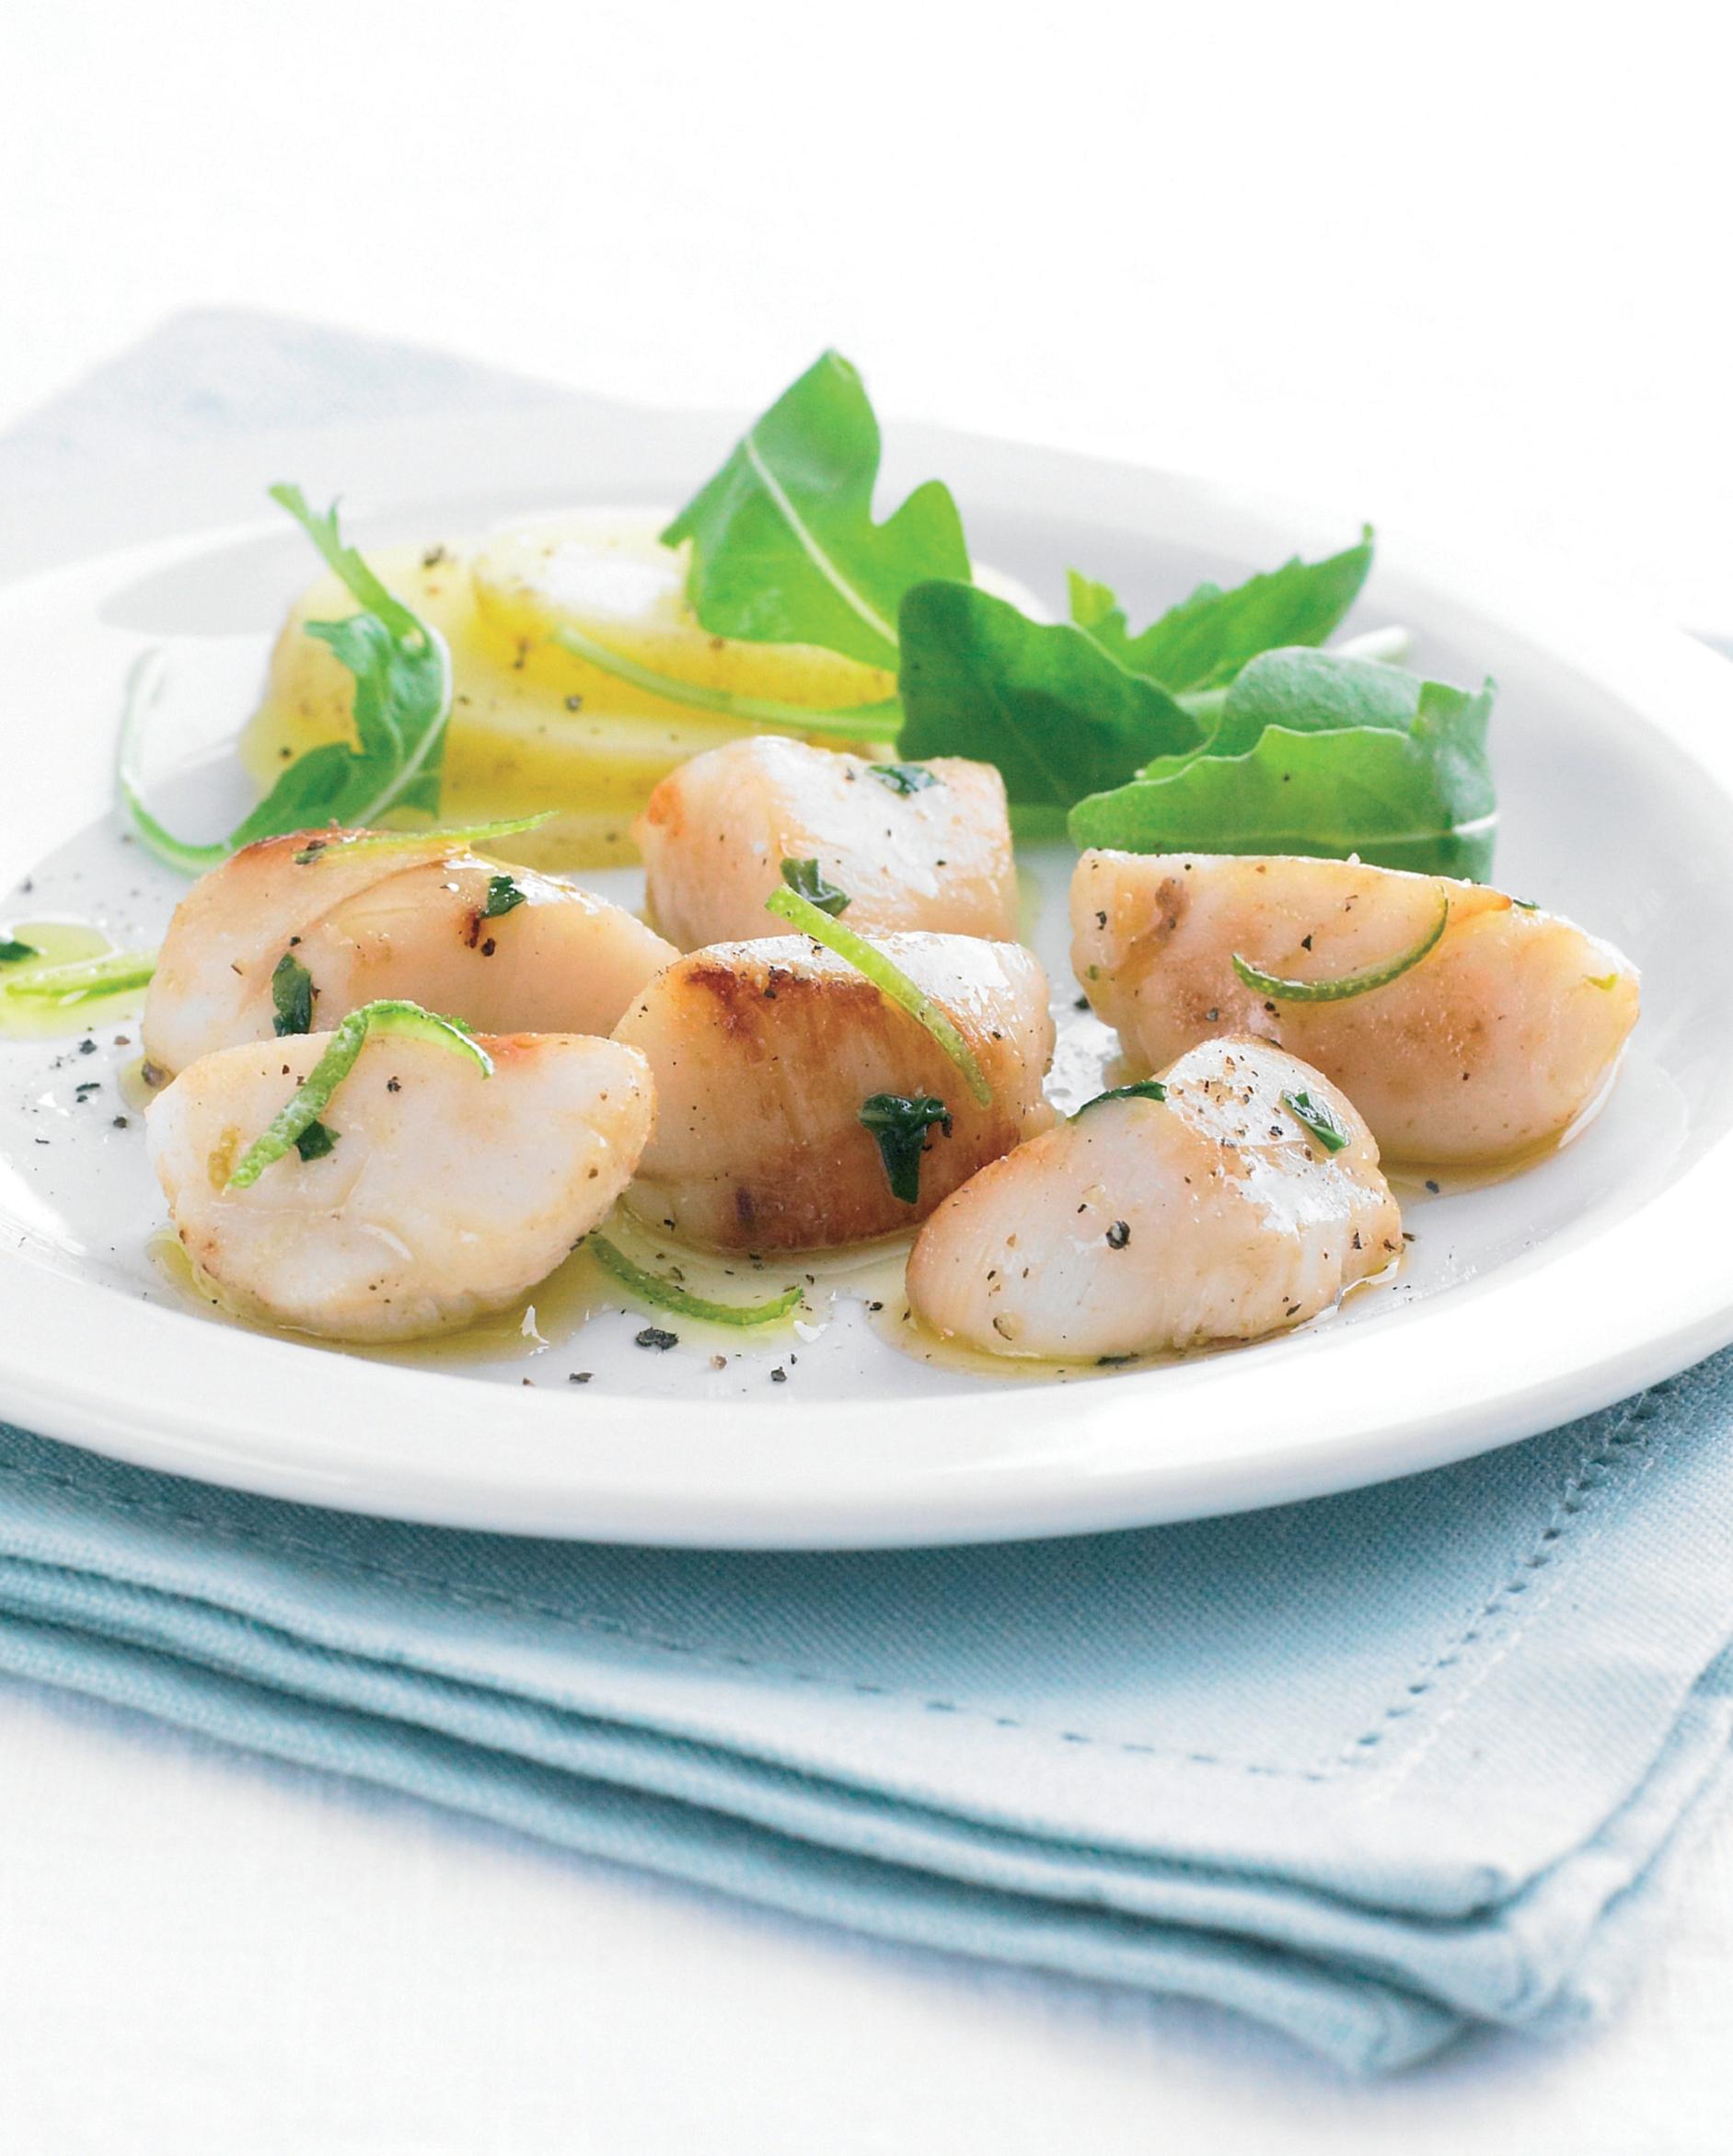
[907,1037,1400,1360]
[142,828,676,1076]
[613,932,1055,1248]
[1071,852,1639,1164]
[148,1026,653,1342]
[634,736,1019,946]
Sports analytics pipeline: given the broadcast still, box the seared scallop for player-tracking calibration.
[148,1027,653,1342]
[613,932,1055,1248]
[143,828,676,1076]
[634,736,1020,947]
[907,1037,1400,1360]
[1071,852,1639,1164]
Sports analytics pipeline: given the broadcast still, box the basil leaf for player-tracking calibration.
[663,351,969,670]
[1282,1089,1349,1153]
[482,874,527,920]
[780,858,850,915]
[1072,532,1373,693]
[121,488,454,877]
[897,582,1203,810]
[0,938,39,965]
[271,951,315,1037]
[1070,679,1496,877]
[858,1093,952,1204]
[867,761,940,795]
[293,1119,339,1163]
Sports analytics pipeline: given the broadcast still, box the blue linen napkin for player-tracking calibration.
[3,316,1731,2072]
[2,1350,1731,2074]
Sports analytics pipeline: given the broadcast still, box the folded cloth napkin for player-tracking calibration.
[2,1351,1731,2074]
[3,318,1731,2073]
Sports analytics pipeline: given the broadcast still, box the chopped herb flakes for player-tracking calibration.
[1281,1088,1350,1154]
[294,1119,339,1162]
[0,938,39,965]
[858,1093,952,1204]
[867,761,939,795]
[482,874,528,920]
[780,858,850,915]
[271,951,315,1037]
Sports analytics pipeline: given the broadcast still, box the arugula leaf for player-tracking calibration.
[1199,647,1438,758]
[271,951,315,1037]
[121,488,454,877]
[858,1093,953,1203]
[1071,531,1373,693]
[897,582,1203,810]
[662,351,970,669]
[780,858,850,914]
[1069,678,1497,877]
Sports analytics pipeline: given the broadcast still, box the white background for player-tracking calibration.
[3,4,1732,2149]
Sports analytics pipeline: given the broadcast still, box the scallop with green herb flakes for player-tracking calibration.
[906,1037,1399,1361]
[1071,852,1639,1164]
[142,824,676,1077]
[612,932,1054,1250]
[634,736,1019,948]
[147,1024,654,1343]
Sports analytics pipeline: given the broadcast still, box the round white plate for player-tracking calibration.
[3,402,1731,1547]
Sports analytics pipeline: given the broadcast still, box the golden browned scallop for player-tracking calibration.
[907,1037,1401,1360]
[143,829,676,1076]
[633,736,1018,946]
[1071,852,1639,1164]
[613,932,1055,1249]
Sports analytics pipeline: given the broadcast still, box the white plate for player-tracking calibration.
[3,402,1731,1547]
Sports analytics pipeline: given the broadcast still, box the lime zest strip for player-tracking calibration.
[764,885,992,1106]
[587,1235,803,1327]
[0,949,158,1006]
[549,622,901,742]
[1072,1079,1167,1119]
[291,813,552,865]
[227,998,491,1190]
[1231,893,1450,1004]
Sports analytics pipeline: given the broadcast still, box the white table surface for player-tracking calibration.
[3,6,1731,2147]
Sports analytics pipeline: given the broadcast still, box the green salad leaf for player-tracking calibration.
[121,488,454,876]
[663,351,970,670]
[898,582,1203,809]
[1196,647,1440,758]
[1069,677,1496,877]
[1070,532,1373,693]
